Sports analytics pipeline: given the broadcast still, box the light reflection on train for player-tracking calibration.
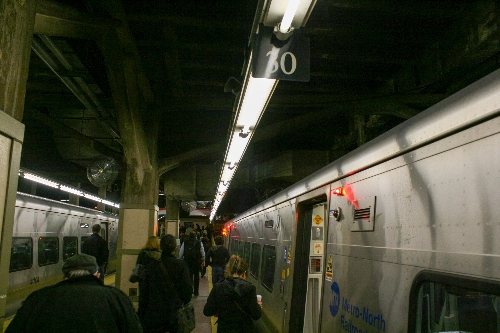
[222,69,500,332]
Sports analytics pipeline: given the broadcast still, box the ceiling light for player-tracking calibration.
[279,0,301,33]
[19,169,119,208]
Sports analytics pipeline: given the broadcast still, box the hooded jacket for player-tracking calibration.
[136,249,161,267]
[203,277,261,333]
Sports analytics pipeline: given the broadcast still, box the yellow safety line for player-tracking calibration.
[207,266,218,333]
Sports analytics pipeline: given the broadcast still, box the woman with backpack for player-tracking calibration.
[203,255,262,332]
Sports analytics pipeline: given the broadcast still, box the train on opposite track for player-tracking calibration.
[222,68,500,333]
[6,192,119,318]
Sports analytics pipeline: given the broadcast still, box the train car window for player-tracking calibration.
[250,243,261,279]
[80,236,89,252]
[38,237,59,266]
[244,242,251,265]
[238,241,245,258]
[63,237,78,261]
[261,245,277,292]
[9,237,33,272]
[409,271,500,333]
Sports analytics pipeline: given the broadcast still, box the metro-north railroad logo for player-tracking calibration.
[330,282,340,317]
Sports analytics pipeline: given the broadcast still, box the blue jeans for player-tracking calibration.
[211,266,225,285]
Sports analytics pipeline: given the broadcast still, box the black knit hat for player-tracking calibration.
[62,254,98,276]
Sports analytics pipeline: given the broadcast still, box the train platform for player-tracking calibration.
[3,270,217,333]
[193,267,217,333]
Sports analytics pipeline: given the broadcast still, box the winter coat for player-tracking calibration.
[82,233,109,266]
[138,253,192,333]
[206,245,230,267]
[203,277,262,333]
[136,249,161,267]
[5,275,142,333]
[135,249,161,294]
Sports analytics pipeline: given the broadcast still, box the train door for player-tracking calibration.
[289,199,327,333]
[100,222,109,242]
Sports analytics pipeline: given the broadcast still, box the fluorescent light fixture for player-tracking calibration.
[264,0,318,29]
[60,185,84,196]
[279,0,301,33]
[210,59,278,221]
[209,0,317,221]
[22,172,59,189]
[19,169,119,208]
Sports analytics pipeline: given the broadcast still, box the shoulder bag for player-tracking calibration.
[160,262,196,333]
[128,263,145,283]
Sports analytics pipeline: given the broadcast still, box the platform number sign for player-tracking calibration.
[251,24,310,82]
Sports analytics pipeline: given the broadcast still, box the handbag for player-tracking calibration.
[160,262,195,333]
[177,300,196,333]
[129,263,145,283]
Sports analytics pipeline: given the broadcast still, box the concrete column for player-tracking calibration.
[97,186,106,211]
[116,203,158,304]
[0,1,37,329]
[165,199,180,238]
[69,183,80,205]
[0,112,25,329]
[30,182,37,195]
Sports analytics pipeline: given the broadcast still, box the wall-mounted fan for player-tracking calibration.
[87,158,120,188]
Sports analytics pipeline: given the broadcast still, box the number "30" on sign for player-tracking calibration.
[265,49,297,75]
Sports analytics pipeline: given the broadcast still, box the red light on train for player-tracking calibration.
[333,187,346,196]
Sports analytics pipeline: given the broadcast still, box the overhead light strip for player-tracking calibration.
[19,169,120,209]
[209,0,317,221]
[210,56,278,220]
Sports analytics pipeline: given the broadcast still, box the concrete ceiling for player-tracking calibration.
[18,0,500,217]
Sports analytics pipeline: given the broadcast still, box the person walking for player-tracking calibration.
[178,229,205,296]
[6,254,142,333]
[82,224,109,281]
[203,255,262,333]
[138,234,192,333]
[133,236,161,294]
[200,230,211,278]
[205,235,230,284]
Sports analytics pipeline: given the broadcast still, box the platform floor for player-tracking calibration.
[3,269,217,333]
[193,266,217,333]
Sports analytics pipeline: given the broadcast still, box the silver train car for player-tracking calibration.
[224,68,500,333]
[6,192,119,317]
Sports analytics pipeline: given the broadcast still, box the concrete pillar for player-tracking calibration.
[116,203,158,305]
[0,112,24,329]
[30,182,37,195]
[69,183,80,205]
[165,199,180,238]
[0,0,37,329]
[97,186,106,211]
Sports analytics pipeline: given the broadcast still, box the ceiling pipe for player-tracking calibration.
[31,36,121,141]
[39,35,114,120]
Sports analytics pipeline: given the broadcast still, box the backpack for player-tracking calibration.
[184,238,202,263]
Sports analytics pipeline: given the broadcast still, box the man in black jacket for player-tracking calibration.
[82,224,109,281]
[206,235,230,284]
[6,254,142,333]
[178,229,205,296]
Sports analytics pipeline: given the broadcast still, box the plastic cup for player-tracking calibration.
[257,295,262,302]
